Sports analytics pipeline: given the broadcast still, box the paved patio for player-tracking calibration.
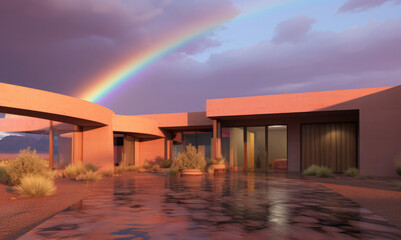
[18,173,401,240]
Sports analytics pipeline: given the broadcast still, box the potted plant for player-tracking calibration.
[209,157,227,174]
[172,144,206,175]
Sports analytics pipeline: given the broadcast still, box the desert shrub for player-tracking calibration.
[15,174,56,197]
[76,171,102,181]
[168,169,177,176]
[127,165,140,172]
[172,144,206,171]
[316,166,333,178]
[46,170,61,179]
[64,162,85,178]
[0,167,9,184]
[395,154,401,176]
[303,165,320,176]
[114,165,141,173]
[6,148,49,185]
[114,166,125,174]
[344,167,359,177]
[0,159,11,167]
[143,162,153,171]
[160,159,172,168]
[85,163,99,172]
[150,164,162,172]
[101,170,114,177]
[211,157,226,165]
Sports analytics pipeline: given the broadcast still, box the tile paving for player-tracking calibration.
[19,173,401,239]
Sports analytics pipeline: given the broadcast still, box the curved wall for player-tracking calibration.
[0,83,114,127]
[0,83,166,170]
[112,115,164,138]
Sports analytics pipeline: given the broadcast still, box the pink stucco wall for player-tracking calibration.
[207,86,401,177]
[1,82,400,177]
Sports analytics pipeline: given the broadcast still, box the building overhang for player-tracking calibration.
[206,87,391,119]
[112,115,164,139]
[0,83,113,127]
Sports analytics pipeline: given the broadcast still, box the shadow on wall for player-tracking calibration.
[145,156,164,165]
[187,112,213,126]
[320,85,401,177]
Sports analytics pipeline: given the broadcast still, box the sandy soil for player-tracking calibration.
[0,178,90,240]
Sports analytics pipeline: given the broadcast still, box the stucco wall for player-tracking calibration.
[322,86,401,177]
[210,86,401,177]
[139,138,165,165]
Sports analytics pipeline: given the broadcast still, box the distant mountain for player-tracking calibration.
[0,135,49,153]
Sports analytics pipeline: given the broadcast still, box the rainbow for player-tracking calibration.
[79,8,236,103]
[79,0,312,103]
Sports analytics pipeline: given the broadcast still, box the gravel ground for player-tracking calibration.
[0,178,91,240]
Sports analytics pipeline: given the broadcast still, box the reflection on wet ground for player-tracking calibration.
[20,173,401,239]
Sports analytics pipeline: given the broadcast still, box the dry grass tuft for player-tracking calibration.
[76,171,102,181]
[64,162,85,178]
[15,174,56,197]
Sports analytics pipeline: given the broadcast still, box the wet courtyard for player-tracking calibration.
[20,173,401,240]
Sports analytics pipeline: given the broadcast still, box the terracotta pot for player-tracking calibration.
[181,169,203,175]
[211,164,226,170]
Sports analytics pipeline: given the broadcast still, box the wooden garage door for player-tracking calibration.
[301,123,357,172]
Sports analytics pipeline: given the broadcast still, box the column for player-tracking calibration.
[212,120,217,160]
[73,125,83,164]
[49,120,54,169]
[165,131,173,160]
[216,120,222,159]
[123,135,135,166]
[243,127,247,171]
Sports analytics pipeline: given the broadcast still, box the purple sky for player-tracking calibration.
[1,0,401,114]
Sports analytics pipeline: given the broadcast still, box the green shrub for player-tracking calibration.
[168,169,177,176]
[172,144,206,171]
[101,170,114,177]
[76,171,102,181]
[0,167,9,184]
[64,162,85,178]
[85,163,99,172]
[395,154,401,176]
[160,159,172,168]
[6,148,49,185]
[316,166,333,178]
[303,165,320,176]
[15,174,56,197]
[344,167,359,177]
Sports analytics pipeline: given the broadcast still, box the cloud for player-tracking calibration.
[0,0,237,95]
[107,17,401,114]
[2,1,401,115]
[272,16,316,44]
[338,0,401,12]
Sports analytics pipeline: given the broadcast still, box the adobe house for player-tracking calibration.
[1,82,400,177]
